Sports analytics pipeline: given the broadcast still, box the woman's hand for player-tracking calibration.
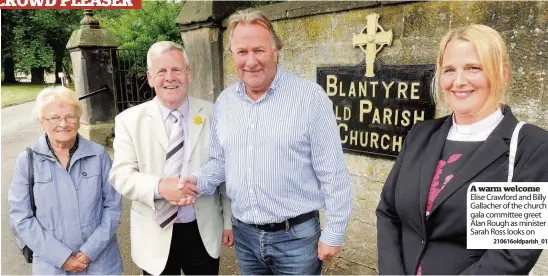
[76,252,91,264]
[62,255,87,272]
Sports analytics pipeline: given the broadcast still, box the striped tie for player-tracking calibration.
[154,110,184,230]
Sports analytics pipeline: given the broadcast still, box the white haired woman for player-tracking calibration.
[8,86,123,274]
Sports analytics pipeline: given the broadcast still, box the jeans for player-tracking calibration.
[232,216,322,275]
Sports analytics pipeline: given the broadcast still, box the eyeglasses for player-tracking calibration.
[43,115,79,124]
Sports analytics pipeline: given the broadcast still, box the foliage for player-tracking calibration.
[4,10,80,73]
[95,1,183,81]
[12,29,54,72]
[97,1,183,52]
[1,10,45,73]
[2,10,19,82]
[2,3,183,82]
[1,10,17,62]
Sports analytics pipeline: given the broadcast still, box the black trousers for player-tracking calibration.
[143,220,220,275]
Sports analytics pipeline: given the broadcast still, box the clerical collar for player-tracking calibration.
[447,108,504,142]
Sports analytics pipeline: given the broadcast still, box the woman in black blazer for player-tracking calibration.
[376,24,548,275]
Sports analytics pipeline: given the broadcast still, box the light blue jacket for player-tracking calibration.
[8,134,123,275]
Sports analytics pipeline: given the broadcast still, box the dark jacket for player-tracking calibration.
[376,106,547,275]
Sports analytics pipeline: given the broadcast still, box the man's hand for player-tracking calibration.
[175,176,199,206]
[159,177,187,204]
[76,252,91,265]
[180,175,198,197]
[222,229,234,247]
[62,255,87,272]
[317,241,341,261]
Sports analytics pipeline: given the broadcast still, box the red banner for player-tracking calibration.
[0,0,141,9]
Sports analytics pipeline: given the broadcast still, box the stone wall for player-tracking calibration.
[219,1,548,274]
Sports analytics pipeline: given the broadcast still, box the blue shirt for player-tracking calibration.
[195,67,352,246]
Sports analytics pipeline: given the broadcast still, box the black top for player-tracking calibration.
[425,140,482,217]
[376,106,548,275]
[45,134,79,171]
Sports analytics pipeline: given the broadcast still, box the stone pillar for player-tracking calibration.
[66,10,116,146]
[176,1,251,102]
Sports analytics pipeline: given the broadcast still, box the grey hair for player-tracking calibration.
[226,8,283,52]
[33,86,83,119]
[146,41,190,71]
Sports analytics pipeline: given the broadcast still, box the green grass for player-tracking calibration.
[1,83,75,108]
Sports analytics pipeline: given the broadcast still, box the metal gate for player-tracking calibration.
[110,48,155,114]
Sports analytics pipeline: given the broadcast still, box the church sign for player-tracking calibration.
[317,13,435,158]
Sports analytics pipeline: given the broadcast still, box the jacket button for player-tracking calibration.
[82,172,87,176]
[421,239,425,244]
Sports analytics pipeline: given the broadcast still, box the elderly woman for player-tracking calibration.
[8,87,123,274]
[376,24,547,275]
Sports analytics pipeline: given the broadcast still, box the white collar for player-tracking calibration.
[447,108,504,141]
[154,97,189,124]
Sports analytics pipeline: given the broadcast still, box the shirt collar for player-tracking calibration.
[45,133,79,170]
[33,133,96,161]
[451,107,504,136]
[155,97,190,123]
[237,65,283,99]
[45,133,79,157]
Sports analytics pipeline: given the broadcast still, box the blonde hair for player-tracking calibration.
[147,41,189,71]
[433,24,510,103]
[226,8,283,52]
[33,86,83,119]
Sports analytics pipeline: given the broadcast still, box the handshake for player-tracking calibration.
[158,175,200,206]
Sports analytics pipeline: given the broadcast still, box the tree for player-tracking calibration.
[2,4,183,84]
[2,10,17,83]
[12,22,54,84]
[95,1,183,84]
[97,1,183,53]
[35,10,81,84]
[2,10,80,84]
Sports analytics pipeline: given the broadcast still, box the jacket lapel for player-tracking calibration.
[419,117,452,225]
[187,97,205,159]
[33,134,59,161]
[33,134,96,163]
[147,100,169,152]
[69,135,96,164]
[428,107,518,216]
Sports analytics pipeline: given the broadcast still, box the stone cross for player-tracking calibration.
[353,13,393,77]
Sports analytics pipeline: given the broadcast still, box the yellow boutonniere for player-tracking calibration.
[193,115,203,125]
